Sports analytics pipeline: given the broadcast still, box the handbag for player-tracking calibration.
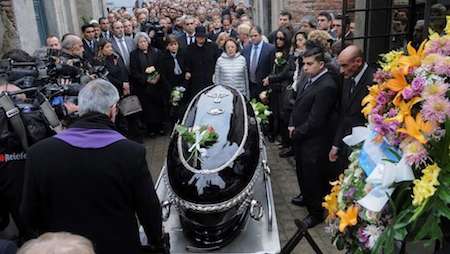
[118,95,142,116]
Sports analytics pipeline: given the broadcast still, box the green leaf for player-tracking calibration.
[435,199,450,219]
[440,173,450,188]
[414,214,442,241]
[394,227,407,241]
[438,187,450,204]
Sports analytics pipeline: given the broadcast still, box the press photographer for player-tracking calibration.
[140,19,166,50]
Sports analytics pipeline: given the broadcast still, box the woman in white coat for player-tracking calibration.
[213,39,250,98]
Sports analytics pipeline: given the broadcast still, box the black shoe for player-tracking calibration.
[302,215,323,228]
[291,195,306,207]
[279,148,294,158]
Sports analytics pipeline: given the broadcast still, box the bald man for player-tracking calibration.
[329,45,375,172]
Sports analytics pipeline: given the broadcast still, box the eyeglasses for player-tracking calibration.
[276,37,285,41]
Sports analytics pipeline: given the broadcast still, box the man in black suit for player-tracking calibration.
[110,20,135,68]
[184,26,220,99]
[207,15,223,42]
[98,17,112,40]
[81,24,97,65]
[21,79,164,254]
[289,46,338,228]
[267,11,294,44]
[177,15,197,50]
[329,45,375,172]
[222,16,238,39]
[242,26,276,99]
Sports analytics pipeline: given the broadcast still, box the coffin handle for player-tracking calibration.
[250,199,263,220]
[161,200,172,222]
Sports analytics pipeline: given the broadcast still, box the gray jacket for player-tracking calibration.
[213,52,250,98]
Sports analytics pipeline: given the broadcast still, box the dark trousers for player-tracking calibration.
[293,142,327,219]
[249,81,263,100]
[0,161,26,237]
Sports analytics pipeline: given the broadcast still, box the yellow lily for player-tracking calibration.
[445,16,450,35]
[336,205,359,232]
[361,84,383,117]
[322,181,340,220]
[398,113,433,144]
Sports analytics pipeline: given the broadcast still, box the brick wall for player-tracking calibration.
[284,0,355,25]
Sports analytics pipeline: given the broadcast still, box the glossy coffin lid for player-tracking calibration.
[167,85,260,205]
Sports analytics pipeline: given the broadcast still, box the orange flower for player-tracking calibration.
[385,70,408,92]
[387,96,422,123]
[398,41,426,73]
[336,205,359,232]
[397,113,433,144]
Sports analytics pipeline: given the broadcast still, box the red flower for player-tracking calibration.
[207,126,215,133]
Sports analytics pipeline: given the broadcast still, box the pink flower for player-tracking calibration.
[421,96,450,123]
[421,82,449,99]
[433,61,450,76]
[400,139,429,166]
[425,38,450,56]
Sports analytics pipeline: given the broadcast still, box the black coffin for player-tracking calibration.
[164,85,261,250]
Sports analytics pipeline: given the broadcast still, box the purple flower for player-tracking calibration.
[357,227,369,244]
[402,87,415,100]
[344,187,356,199]
[411,76,426,93]
[421,96,450,123]
[386,108,398,118]
[373,69,392,83]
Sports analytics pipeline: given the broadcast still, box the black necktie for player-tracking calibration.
[349,78,356,95]
[303,79,312,92]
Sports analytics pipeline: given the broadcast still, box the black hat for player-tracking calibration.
[195,26,207,37]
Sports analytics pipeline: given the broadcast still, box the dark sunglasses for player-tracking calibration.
[276,37,285,41]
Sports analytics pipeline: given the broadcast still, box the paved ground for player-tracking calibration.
[144,135,342,254]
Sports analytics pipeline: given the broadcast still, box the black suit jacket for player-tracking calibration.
[177,32,195,50]
[224,29,239,39]
[21,114,162,254]
[184,41,220,98]
[290,71,338,150]
[82,39,97,64]
[207,29,223,42]
[242,42,276,98]
[333,66,375,147]
[158,50,186,90]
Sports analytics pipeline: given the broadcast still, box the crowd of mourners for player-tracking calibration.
[0,0,425,253]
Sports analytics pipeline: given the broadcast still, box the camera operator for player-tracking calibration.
[0,78,30,243]
[141,19,166,50]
